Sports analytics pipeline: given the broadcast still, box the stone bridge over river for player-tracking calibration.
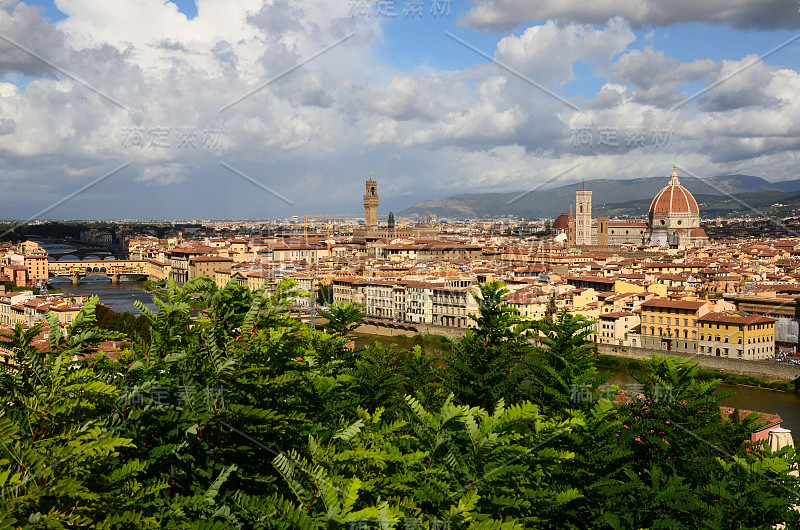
[47,260,149,284]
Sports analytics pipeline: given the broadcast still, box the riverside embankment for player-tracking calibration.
[596,344,800,383]
[355,320,800,384]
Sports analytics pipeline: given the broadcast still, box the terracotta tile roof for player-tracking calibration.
[600,311,637,319]
[720,407,782,431]
[699,312,776,326]
[190,256,234,263]
[641,299,706,311]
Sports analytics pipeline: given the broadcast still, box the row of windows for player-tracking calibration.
[699,323,773,331]
[646,327,776,345]
[646,327,697,339]
[648,315,691,325]
[700,345,773,358]
[644,307,690,315]
[699,334,773,344]
[644,337,697,350]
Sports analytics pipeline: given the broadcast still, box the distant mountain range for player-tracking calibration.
[398,175,800,219]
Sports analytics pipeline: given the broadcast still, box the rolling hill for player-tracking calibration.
[399,175,800,219]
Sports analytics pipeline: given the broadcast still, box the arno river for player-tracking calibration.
[355,335,800,437]
[50,278,157,314]
[48,278,800,438]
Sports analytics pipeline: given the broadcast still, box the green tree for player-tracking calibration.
[316,283,333,307]
[1,277,799,528]
[318,301,365,336]
[444,281,531,409]
[522,309,604,411]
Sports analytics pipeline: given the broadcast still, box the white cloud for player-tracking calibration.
[495,18,635,86]
[136,163,188,185]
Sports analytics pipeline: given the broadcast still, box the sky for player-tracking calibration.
[0,0,800,220]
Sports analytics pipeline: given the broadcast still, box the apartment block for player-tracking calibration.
[640,299,709,355]
[698,312,776,360]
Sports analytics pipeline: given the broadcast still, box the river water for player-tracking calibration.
[356,334,800,436]
[49,279,157,314]
[605,369,800,437]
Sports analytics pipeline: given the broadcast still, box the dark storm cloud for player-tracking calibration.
[460,0,800,32]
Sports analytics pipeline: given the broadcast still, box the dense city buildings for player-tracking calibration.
[3,168,800,362]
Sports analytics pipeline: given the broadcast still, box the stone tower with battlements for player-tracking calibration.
[364,175,379,229]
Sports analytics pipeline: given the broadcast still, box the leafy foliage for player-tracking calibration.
[444,281,531,409]
[318,301,366,336]
[1,276,799,528]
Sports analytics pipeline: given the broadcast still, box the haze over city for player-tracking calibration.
[1,0,799,219]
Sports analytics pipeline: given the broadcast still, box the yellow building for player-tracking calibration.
[23,244,49,282]
[640,299,708,355]
[246,271,269,292]
[214,268,233,289]
[698,312,776,360]
[147,259,172,282]
[188,256,234,281]
[571,288,599,310]
[504,289,548,321]
[613,279,646,294]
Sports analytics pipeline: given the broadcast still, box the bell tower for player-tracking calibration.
[575,188,592,246]
[364,174,379,230]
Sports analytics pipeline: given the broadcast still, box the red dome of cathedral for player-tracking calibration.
[552,213,571,230]
[648,167,699,216]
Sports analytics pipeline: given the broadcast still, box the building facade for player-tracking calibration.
[698,312,776,360]
[640,299,708,355]
[594,311,641,346]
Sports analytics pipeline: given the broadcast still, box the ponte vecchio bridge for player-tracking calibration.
[48,260,149,284]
